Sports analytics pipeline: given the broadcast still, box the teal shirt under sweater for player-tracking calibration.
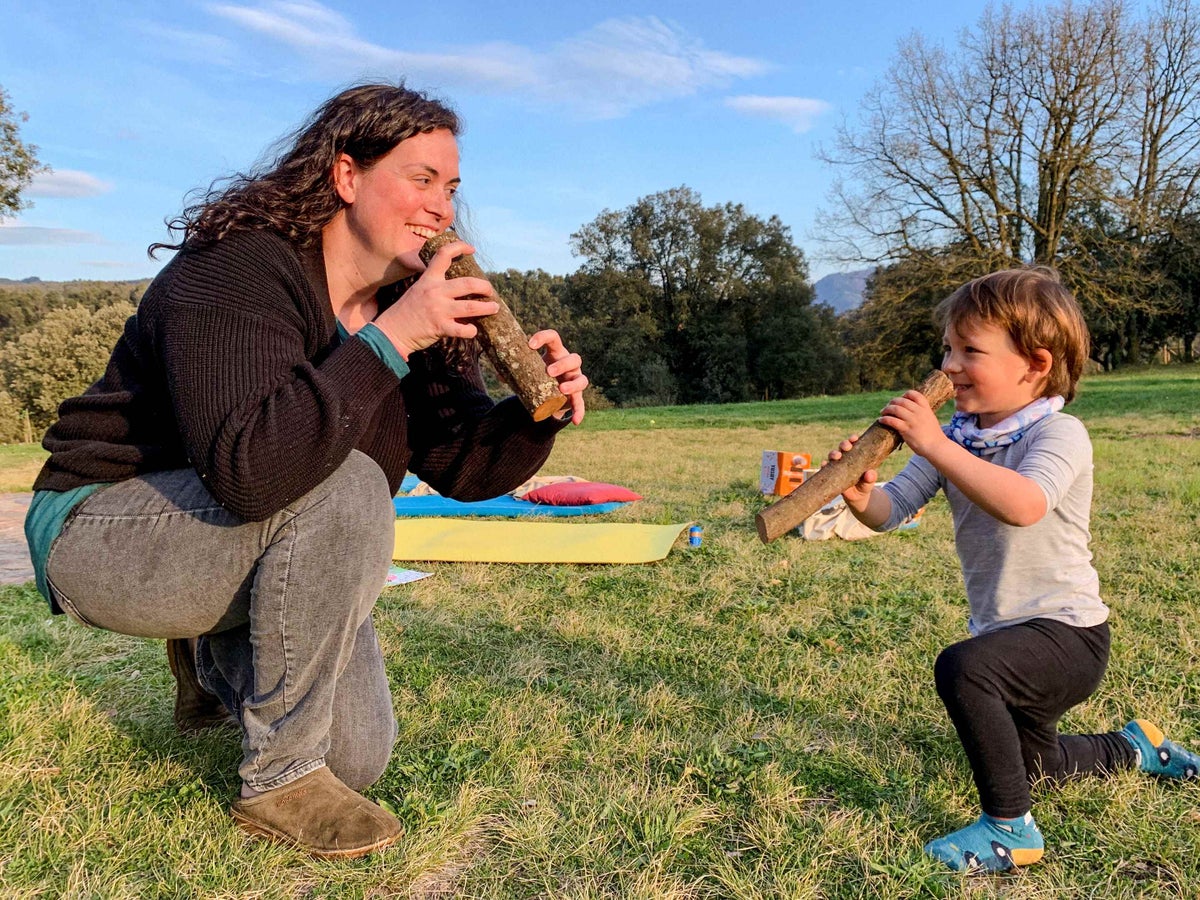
[25,322,409,611]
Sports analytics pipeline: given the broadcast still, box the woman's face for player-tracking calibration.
[334,127,460,280]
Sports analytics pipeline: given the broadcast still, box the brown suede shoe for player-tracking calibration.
[166,638,236,733]
[230,767,403,859]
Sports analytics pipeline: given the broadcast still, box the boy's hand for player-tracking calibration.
[878,390,946,458]
[828,434,878,513]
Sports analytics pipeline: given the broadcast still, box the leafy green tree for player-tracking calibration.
[1149,214,1200,363]
[0,280,148,344]
[569,186,844,404]
[489,269,570,334]
[559,268,669,406]
[1,85,47,218]
[0,391,28,443]
[752,282,852,399]
[0,302,135,431]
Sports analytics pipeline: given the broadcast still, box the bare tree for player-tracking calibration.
[1121,0,1200,238]
[820,0,1200,366]
[820,0,1135,267]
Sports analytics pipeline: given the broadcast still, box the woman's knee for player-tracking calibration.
[320,451,396,532]
[327,714,398,791]
[293,451,395,564]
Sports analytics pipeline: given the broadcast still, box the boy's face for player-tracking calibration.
[941,319,1047,428]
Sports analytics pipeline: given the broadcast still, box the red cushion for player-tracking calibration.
[522,481,643,505]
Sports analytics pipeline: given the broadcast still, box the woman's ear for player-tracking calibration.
[331,153,358,205]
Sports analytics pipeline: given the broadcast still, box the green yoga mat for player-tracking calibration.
[393,519,690,563]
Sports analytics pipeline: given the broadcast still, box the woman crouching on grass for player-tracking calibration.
[23,82,587,859]
[831,267,1199,874]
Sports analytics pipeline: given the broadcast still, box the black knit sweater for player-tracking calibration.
[34,230,565,520]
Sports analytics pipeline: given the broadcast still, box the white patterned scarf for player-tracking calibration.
[945,396,1065,456]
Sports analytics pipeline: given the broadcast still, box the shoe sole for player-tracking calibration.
[230,808,402,860]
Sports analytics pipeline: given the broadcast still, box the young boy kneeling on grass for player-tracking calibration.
[831,267,1198,874]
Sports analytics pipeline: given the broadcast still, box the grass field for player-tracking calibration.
[1,366,1198,898]
[0,443,51,493]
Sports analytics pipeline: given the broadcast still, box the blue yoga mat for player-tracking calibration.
[392,495,630,518]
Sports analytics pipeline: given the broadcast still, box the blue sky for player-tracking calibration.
[4,0,1047,283]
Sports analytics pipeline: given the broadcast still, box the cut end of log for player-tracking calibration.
[754,513,770,544]
[918,369,956,410]
[532,393,569,422]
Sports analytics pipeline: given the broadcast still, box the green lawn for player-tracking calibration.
[0,442,48,492]
[2,366,1198,898]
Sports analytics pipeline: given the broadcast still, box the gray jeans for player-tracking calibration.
[45,450,399,792]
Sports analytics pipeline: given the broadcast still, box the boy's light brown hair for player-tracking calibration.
[935,267,1091,403]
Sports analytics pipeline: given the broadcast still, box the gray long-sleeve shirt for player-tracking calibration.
[879,413,1109,636]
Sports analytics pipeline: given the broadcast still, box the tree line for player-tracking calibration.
[0,186,854,443]
[504,186,851,407]
[0,281,145,441]
[2,164,1198,443]
[7,0,1200,450]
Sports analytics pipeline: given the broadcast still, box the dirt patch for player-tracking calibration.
[0,493,34,586]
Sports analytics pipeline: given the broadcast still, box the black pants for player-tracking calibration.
[934,618,1136,818]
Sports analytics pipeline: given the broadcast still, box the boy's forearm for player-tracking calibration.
[922,439,1047,526]
[845,487,893,529]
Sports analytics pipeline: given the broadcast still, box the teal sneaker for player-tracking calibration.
[924,812,1044,874]
[1121,720,1200,780]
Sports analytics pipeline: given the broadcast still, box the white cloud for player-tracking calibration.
[82,259,153,270]
[137,22,239,67]
[0,224,106,246]
[205,2,766,117]
[27,170,114,200]
[724,95,833,133]
[545,18,768,118]
[207,1,538,90]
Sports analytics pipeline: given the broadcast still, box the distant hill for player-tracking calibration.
[813,268,873,314]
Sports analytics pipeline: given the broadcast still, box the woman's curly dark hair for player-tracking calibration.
[150,82,460,254]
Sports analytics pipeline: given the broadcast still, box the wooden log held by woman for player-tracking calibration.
[419,230,568,422]
[755,370,956,544]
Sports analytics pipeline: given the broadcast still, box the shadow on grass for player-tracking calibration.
[0,582,243,806]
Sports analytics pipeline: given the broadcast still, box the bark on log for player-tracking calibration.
[755,370,956,544]
[419,230,568,422]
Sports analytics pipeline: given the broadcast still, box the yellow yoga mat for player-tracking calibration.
[393,519,690,564]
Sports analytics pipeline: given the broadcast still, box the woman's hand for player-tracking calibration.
[827,434,878,511]
[374,241,499,359]
[529,329,588,425]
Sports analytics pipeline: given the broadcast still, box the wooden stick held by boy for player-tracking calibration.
[755,369,955,543]
[419,231,568,422]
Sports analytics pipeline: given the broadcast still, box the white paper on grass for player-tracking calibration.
[385,565,433,586]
